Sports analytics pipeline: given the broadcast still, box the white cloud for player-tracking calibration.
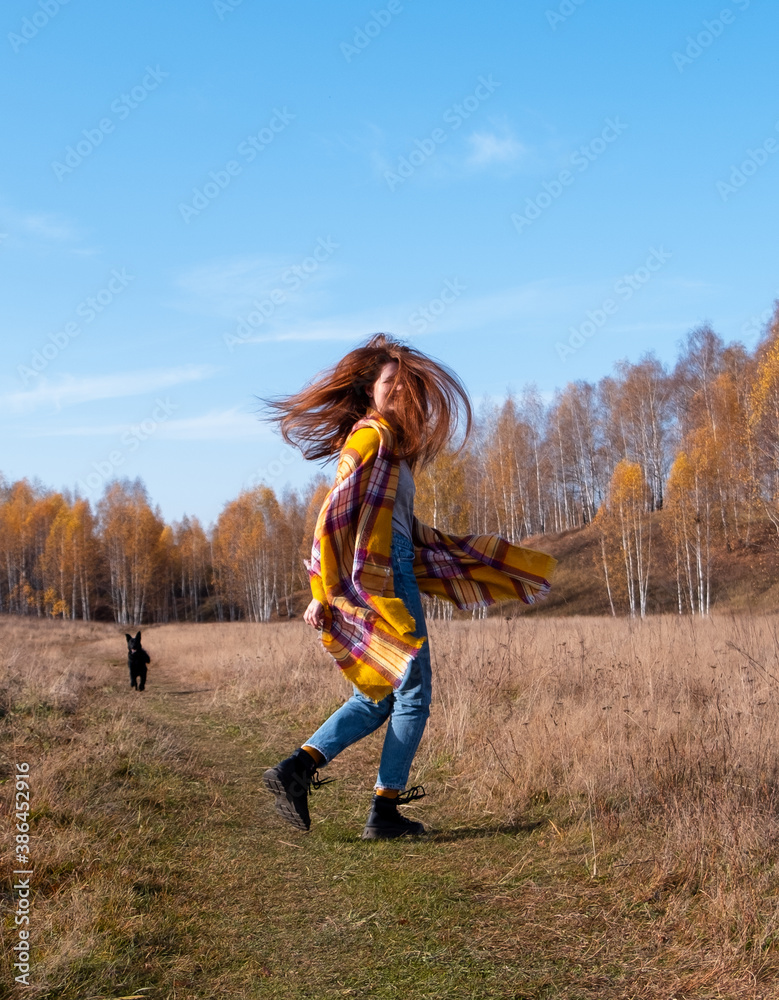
[1,365,218,414]
[608,321,697,334]
[234,315,378,345]
[0,205,81,244]
[175,256,285,312]
[466,130,525,168]
[157,408,268,440]
[230,275,689,349]
[19,212,78,242]
[233,282,565,344]
[15,407,268,441]
[360,115,528,183]
[0,203,103,255]
[172,248,341,322]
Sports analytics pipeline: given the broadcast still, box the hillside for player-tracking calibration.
[523,513,779,618]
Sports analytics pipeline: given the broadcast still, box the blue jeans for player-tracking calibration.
[305,531,432,791]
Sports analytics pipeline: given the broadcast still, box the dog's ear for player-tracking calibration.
[135,631,141,641]
[125,633,132,644]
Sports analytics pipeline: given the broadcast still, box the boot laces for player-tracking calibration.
[309,770,334,792]
[396,784,426,804]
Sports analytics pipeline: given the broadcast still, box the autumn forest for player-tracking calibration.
[4,313,779,625]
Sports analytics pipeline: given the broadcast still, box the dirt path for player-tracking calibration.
[68,675,673,1000]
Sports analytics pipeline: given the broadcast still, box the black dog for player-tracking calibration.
[125,631,151,691]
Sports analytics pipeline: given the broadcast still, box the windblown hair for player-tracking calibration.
[261,333,472,468]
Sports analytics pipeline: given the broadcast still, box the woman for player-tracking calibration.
[262,333,556,839]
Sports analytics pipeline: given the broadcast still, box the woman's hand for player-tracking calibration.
[304,598,325,630]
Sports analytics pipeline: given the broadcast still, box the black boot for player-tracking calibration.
[361,785,427,840]
[263,748,331,832]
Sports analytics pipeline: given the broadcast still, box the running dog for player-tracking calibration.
[125,631,151,691]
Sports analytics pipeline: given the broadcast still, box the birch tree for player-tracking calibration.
[594,460,651,617]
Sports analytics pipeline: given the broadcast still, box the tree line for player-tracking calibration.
[2,308,778,623]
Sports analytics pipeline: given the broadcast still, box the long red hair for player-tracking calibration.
[261,333,472,468]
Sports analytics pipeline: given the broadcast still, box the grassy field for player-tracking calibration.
[3,612,779,999]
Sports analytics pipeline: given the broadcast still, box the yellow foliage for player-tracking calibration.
[749,336,779,427]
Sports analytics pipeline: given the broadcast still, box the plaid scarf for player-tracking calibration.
[305,409,556,702]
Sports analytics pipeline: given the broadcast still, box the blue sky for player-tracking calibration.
[2,0,777,527]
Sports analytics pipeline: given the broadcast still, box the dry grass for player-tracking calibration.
[3,611,779,997]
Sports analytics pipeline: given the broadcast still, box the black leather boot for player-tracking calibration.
[263,748,331,832]
[361,785,427,840]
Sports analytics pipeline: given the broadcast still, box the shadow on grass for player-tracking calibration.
[318,820,545,845]
[428,821,545,842]
[163,688,215,696]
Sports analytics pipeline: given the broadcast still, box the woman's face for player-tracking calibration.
[367,360,402,416]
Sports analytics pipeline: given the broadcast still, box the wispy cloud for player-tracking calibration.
[466,130,525,168]
[233,312,380,345]
[1,365,218,414]
[0,203,101,255]
[172,249,341,322]
[157,408,268,440]
[232,275,686,348]
[234,281,565,345]
[174,256,287,317]
[14,406,267,440]
[0,205,78,243]
[19,212,78,242]
[358,114,531,185]
[608,321,697,334]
